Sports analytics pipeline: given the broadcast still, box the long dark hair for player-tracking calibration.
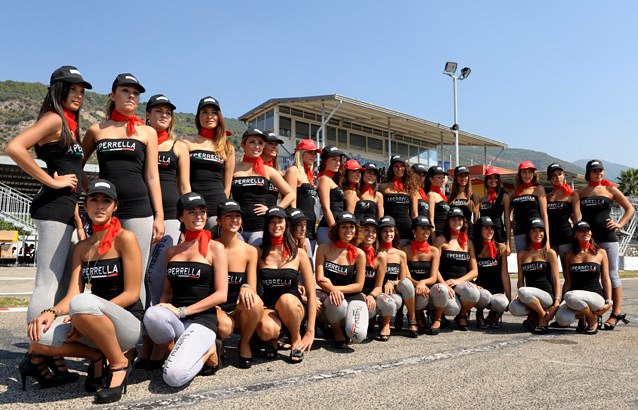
[526,227,548,258]
[382,163,418,196]
[483,173,504,193]
[261,214,298,262]
[35,81,78,158]
[443,214,468,243]
[341,169,361,195]
[473,220,502,259]
[379,226,401,249]
[570,233,599,254]
[318,156,344,186]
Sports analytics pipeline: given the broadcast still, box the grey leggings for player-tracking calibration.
[120,216,154,307]
[370,279,415,317]
[240,230,263,247]
[316,227,330,245]
[598,242,621,288]
[509,287,553,316]
[28,219,76,322]
[551,243,572,274]
[143,305,216,387]
[146,219,181,307]
[32,293,141,351]
[554,290,605,326]
[320,291,368,343]
[514,234,528,253]
[427,282,480,316]
[476,289,509,314]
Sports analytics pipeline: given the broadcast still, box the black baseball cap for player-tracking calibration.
[413,216,434,228]
[286,208,307,226]
[447,207,465,219]
[378,215,396,228]
[216,199,241,218]
[360,216,378,227]
[263,131,284,144]
[111,73,145,93]
[586,160,604,175]
[50,66,92,89]
[478,216,495,227]
[265,206,287,219]
[146,94,176,112]
[428,165,446,176]
[242,127,266,140]
[546,163,563,175]
[362,163,378,173]
[321,145,344,158]
[87,179,117,199]
[197,96,221,112]
[454,166,470,177]
[573,220,591,232]
[412,164,427,174]
[177,192,207,214]
[336,212,357,224]
[390,155,407,165]
[529,217,545,229]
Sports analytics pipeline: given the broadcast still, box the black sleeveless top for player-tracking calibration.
[580,196,617,243]
[479,191,506,243]
[383,193,412,241]
[231,176,270,232]
[354,199,378,224]
[476,256,504,294]
[319,187,344,227]
[433,201,450,236]
[259,268,301,309]
[569,262,604,297]
[511,194,540,236]
[547,200,573,245]
[189,150,227,214]
[158,141,179,220]
[219,271,245,312]
[439,250,470,281]
[31,140,83,225]
[297,183,317,240]
[81,258,144,321]
[521,261,554,295]
[383,262,400,285]
[96,138,152,219]
[363,265,378,295]
[407,260,431,281]
[166,261,218,331]
[323,261,357,297]
[265,180,279,208]
[417,199,429,217]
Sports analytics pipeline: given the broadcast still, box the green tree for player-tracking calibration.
[617,168,638,196]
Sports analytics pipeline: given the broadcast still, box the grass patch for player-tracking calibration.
[509,271,638,279]
[0,296,29,308]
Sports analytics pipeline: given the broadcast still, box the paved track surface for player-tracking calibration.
[1,268,636,409]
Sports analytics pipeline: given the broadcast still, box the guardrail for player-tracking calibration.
[0,181,36,234]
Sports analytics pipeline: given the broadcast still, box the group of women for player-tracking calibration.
[7,66,634,403]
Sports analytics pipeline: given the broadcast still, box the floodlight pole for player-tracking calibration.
[452,75,459,168]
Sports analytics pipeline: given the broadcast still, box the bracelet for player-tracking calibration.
[41,308,58,319]
[179,306,186,319]
[605,299,613,305]
[554,297,561,302]
[241,284,251,289]
[367,293,376,298]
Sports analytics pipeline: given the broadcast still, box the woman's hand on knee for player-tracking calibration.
[365,294,376,311]
[27,311,56,342]
[416,282,429,297]
[329,290,344,306]
[65,322,82,343]
[157,303,180,318]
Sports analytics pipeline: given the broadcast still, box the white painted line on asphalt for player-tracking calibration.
[0,292,32,295]
[107,335,557,410]
[0,307,27,312]
[0,277,34,280]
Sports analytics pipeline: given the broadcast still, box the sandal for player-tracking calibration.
[408,319,419,338]
[334,339,348,349]
[394,313,404,331]
[603,313,629,331]
[84,354,106,393]
[45,356,79,383]
[476,312,488,329]
[200,339,223,375]
[265,343,278,359]
[289,349,304,364]
[425,319,441,335]
[454,314,469,331]
[533,325,549,334]
[487,312,502,329]
[522,318,534,329]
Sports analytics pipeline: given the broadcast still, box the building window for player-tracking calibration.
[368,137,383,155]
[397,142,409,156]
[249,120,257,129]
[350,133,366,151]
[311,124,320,141]
[257,114,265,131]
[338,129,347,148]
[327,126,337,145]
[280,116,291,138]
[265,109,274,131]
[295,121,310,139]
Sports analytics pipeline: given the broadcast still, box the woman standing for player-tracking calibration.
[343,159,364,213]
[284,139,321,252]
[509,218,561,334]
[262,131,285,207]
[473,216,511,329]
[447,166,479,240]
[232,128,294,246]
[554,221,612,333]
[577,160,634,330]
[426,165,450,237]
[143,193,228,387]
[379,155,419,246]
[355,163,384,223]
[255,207,316,363]
[26,180,143,403]
[412,163,429,217]
[357,216,387,338]
[510,161,549,252]
[82,73,164,307]
[316,145,345,244]
[182,96,235,230]
[214,200,263,368]
[315,212,367,347]
[546,163,580,272]
[478,166,511,255]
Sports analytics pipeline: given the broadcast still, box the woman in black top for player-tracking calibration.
[357,217,387,338]
[343,159,364,214]
[554,221,612,334]
[182,96,235,230]
[510,161,549,253]
[447,166,479,240]
[317,145,345,244]
[7,66,90,384]
[26,179,143,403]
[509,218,561,334]
[356,162,384,223]
[478,166,511,254]
[426,165,450,237]
[546,163,580,273]
[412,163,429,217]
[379,155,419,247]
[255,207,316,363]
[143,193,228,387]
[262,131,285,207]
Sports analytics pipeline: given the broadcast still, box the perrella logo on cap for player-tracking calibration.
[574,221,591,230]
[290,210,301,217]
[328,147,338,152]
[531,218,542,224]
[204,97,216,103]
[69,69,81,75]
[125,75,138,82]
[95,182,111,189]
[156,96,168,101]
[188,194,202,201]
[362,217,377,225]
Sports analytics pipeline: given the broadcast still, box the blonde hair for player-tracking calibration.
[294,149,311,184]
[195,107,234,161]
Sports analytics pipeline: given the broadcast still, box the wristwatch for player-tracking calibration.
[179,306,186,319]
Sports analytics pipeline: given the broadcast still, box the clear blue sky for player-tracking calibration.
[2,1,637,167]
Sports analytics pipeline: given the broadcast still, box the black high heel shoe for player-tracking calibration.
[408,319,419,338]
[95,359,132,404]
[84,354,106,393]
[46,356,80,383]
[19,353,63,391]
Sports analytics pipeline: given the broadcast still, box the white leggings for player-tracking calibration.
[476,289,509,314]
[509,287,553,316]
[369,279,415,318]
[427,282,480,316]
[143,305,216,387]
[320,292,368,343]
[554,290,605,326]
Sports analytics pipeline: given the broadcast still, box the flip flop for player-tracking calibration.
[289,349,304,364]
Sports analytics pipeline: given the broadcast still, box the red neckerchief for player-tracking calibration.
[589,180,616,187]
[530,241,543,250]
[516,182,535,196]
[185,229,211,257]
[418,187,427,200]
[393,178,404,192]
[431,186,447,202]
[450,229,468,249]
[553,183,574,196]
[62,108,78,138]
[334,240,358,264]
[157,130,169,145]
[360,245,375,269]
[362,184,374,196]
[91,217,122,255]
[111,109,144,136]
[318,170,335,179]
[303,165,314,185]
[486,240,497,259]
[199,128,215,139]
[380,242,393,250]
[579,242,595,254]
[243,155,266,178]
[411,240,430,257]
[270,235,289,259]
[264,159,274,167]
[487,188,497,204]
[349,183,357,190]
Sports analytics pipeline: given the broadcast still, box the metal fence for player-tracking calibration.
[0,181,36,234]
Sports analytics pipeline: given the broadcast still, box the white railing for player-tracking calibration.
[0,181,36,234]
[611,196,638,256]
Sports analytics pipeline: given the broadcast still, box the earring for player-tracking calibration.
[146,119,150,126]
